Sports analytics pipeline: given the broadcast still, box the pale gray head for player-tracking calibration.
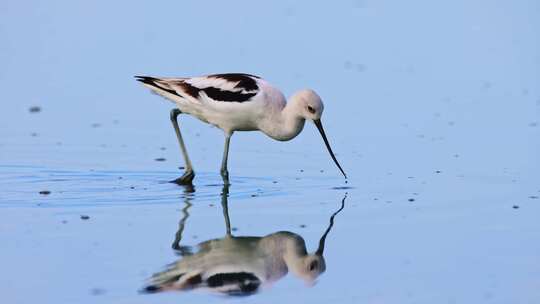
[291,89,346,178]
[292,89,325,120]
[294,254,327,284]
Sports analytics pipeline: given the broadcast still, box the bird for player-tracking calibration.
[135,73,346,185]
[143,186,346,296]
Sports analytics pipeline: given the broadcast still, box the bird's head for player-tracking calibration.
[291,89,346,179]
[286,251,327,284]
[303,254,327,281]
[292,89,324,121]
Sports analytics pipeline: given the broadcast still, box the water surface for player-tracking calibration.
[1,1,539,303]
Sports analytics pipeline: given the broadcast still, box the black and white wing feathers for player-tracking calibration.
[135,73,260,103]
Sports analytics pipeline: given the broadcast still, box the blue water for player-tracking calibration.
[1,1,539,303]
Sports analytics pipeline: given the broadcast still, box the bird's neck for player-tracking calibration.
[281,234,311,277]
[262,232,308,271]
[261,101,305,141]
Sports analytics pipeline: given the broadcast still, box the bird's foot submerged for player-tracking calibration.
[170,170,195,185]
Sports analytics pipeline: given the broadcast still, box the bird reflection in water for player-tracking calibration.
[143,185,346,296]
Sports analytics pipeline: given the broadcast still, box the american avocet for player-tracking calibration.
[143,186,346,295]
[135,73,346,184]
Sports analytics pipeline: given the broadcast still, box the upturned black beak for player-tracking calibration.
[314,119,347,179]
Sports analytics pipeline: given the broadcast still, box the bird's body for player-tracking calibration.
[136,73,345,184]
[137,74,303,140]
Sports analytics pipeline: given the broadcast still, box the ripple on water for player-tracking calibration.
[0,165,347,208]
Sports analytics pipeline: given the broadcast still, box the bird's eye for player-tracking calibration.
[307,105,315,114]
[309,260,319,271]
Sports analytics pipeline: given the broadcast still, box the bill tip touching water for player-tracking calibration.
[135,73,346,184]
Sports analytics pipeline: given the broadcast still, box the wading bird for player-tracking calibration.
[136,73,346,184]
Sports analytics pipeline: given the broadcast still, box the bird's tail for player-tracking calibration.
[134,75,180,102]
[135,75,168,92]
[135,75,159,85]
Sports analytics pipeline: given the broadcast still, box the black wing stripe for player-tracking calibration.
[206,272,260,295]
[175,81,256,102]
[202,87,257,102]
[176,81,201,99]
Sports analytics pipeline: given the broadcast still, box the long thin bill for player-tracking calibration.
[314,119,347,179]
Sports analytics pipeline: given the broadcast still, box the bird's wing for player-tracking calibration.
[144,267,203,293]
[204,271,261,295]
[135,73,261,103]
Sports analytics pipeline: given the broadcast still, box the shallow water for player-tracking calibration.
[1,1,540,303]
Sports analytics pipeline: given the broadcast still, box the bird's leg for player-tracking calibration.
[172,200,193,256]
[170,108,195,185]
[221,184,232,237]
[220,133,232,185]
[171,184,195,256]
